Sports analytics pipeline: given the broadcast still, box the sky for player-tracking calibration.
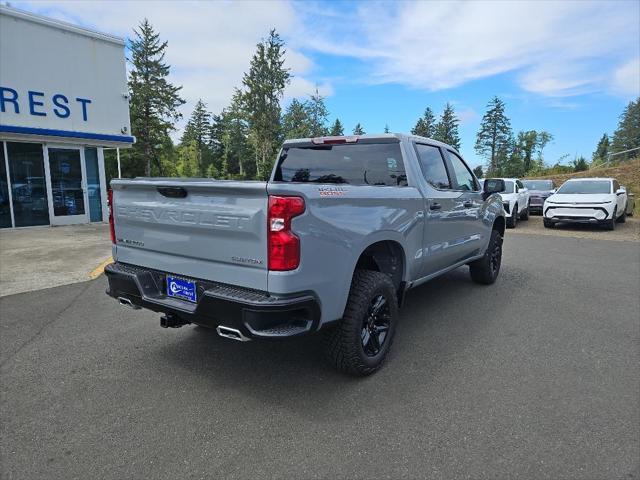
[11,0,640,169]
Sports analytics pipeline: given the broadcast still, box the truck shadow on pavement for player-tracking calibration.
[147,264,526,418]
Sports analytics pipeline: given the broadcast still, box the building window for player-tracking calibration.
[6,142,49,227]
[0,143,12,228]
[84,147,102,222]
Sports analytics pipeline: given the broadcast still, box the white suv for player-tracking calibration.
[543,177,628,230]
[495,178,530,228]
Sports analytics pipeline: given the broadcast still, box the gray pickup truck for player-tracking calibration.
[105,134,506,375]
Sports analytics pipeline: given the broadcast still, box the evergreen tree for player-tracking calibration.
[241,30,290,179]
[611,98,640,159]
[475,96,512,174]
[207,113,225,176]
[434,103,461,150]
[472,165,483,179]
[411,107,436,138]
[181,99,212,175]
[572,156,589,172]
[175,140,199,177]
[592,133,610,164]
[353,123,365,135]
[330,118,344,136]
[219,89,252,178]
[282,99,311,139]
[128,19,185,176]
[306,89,329,137]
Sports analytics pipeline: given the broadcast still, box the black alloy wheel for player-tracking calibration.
[361,294,391,357]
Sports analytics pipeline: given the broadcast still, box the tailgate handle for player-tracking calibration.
[157,187,187,198]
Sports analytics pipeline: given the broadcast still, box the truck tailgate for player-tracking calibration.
[111,179,268,291]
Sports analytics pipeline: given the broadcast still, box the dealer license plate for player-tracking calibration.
[166,276,197,303]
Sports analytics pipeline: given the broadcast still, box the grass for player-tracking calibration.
[526,157,640,215]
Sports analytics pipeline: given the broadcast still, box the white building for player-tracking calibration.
[0,5,132,228]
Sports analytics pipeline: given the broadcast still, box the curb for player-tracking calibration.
[89,257,113,280]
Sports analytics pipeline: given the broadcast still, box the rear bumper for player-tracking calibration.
[105,262,321,339]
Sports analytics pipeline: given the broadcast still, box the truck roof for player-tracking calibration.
[282,133,460,154]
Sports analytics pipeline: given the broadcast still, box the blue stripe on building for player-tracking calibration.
[0,124,134,144]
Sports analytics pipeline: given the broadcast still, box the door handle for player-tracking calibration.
[463,201,474,208]
[430,202,441,211]
[416,210,424,218]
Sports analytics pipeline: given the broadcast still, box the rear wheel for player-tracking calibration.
[323,270,398,376]
[469,229,503,285]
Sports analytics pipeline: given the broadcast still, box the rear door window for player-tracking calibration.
[415,144,451,189]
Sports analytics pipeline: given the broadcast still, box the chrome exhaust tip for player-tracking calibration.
[118,297,141,310]
[216,326,250,342]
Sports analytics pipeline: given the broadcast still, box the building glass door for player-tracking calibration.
[84,147,103,222]
[46,147,88,225]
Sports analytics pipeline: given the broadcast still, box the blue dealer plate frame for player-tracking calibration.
[166,276,197,303]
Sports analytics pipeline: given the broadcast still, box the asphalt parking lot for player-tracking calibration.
[1,233,639,479]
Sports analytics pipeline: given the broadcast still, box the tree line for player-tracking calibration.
[108,19,640,182]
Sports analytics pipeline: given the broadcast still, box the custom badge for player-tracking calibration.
[318,186,347,197]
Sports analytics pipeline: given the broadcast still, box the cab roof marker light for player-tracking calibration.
[311,136,359,145]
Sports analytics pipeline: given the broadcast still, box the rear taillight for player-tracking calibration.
[107,189,115,244]
[268,195,305,271]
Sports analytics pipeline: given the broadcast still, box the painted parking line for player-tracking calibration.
[89,257,113,279]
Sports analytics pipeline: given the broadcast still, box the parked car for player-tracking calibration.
[623,187,635,216]
[105,134,507,376]
[522,179,555,214]
[543,177,628,230]
[493,178,530,228]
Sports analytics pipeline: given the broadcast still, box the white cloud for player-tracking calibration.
[293,0,640,98]
[16,0,333,135]
[610,58,640,97]
[456,107,479,125]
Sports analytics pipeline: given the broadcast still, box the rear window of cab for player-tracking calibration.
[273,143,407,186]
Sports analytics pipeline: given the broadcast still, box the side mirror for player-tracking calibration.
[616,188,625,196]
[483,178,505,200]
[550,189,556,194]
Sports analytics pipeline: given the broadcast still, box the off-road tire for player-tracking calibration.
[323,270,398,376]
[469,229,503,285]
[543,218,554,228]
[507,204,518,228]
